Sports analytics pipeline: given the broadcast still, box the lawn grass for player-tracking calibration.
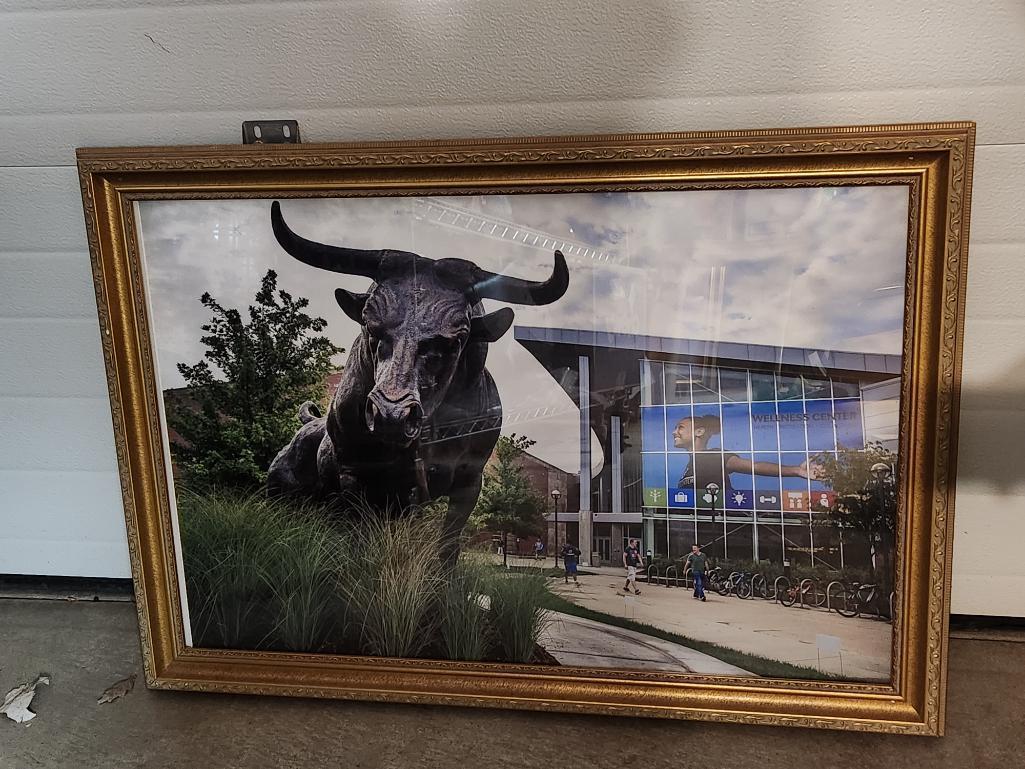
[540,591,843,680]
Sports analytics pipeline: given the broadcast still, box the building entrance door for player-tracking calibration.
[594,536,612,565]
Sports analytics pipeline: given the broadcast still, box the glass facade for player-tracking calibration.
[640,359,871,567]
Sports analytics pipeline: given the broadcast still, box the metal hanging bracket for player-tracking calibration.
[242,120,301,144]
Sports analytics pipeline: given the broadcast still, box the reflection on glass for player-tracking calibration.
[831,379,861,398]
[663,362,692,404]
[719,368,750,402]
[691,366,720,403]
[641,360,664,406]
[751,371,776,401]
[776,373,804,400]
[803,376,831,399]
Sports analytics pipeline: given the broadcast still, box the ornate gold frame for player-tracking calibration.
[77,122,975,734]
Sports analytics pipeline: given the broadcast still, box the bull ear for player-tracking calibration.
[470,307,514,342]
[335,288,368,323]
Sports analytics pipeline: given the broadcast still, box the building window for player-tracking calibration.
[719,368,750,402]
[636,361,887,566]
[691,366,720,403]
[663,362,692,404]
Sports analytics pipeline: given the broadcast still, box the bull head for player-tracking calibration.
[270,201,569,445]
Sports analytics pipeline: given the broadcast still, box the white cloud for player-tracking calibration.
[138,186,908,472]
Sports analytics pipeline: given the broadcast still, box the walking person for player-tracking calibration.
[534,539,545,561]
[623,539,644,595]
[685,544,707,601]
[560,542,581,585]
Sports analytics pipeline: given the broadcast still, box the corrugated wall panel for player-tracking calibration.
[0,0,1022,614]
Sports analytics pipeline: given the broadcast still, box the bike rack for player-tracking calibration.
[889,591,895,621]
[682,566,693,589]
[773,576,789,602]
[798,578,815,609]
[826,580,846,613]
[645,564,660,587]
[664,565,680,588]
[753,573,771,599]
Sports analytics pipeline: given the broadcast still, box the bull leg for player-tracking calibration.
[440,475,483,566]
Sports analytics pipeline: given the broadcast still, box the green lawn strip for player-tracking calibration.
[540,591,842,681]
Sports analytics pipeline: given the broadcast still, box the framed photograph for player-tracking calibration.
[77,122,975,734]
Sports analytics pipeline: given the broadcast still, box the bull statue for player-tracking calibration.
[266,201,569,553]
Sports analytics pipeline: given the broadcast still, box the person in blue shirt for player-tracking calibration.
[685,544,708,601]
[560,542,581,585]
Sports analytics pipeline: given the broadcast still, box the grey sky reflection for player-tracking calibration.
[138,186,908,473]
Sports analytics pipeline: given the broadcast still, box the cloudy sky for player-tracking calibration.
[137,186,908,473]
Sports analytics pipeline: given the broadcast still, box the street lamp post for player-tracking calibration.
[868,463,894,579]
[704,482,720,524]
[551,489,562,568]
[704,482,720,559]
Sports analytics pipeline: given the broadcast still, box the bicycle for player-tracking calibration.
[779,578,817,608]
[835,582,887,618]
[704,566,723,592]
[717,571,755,598]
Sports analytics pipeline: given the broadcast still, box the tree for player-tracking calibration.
[169,270,343,490]
[813,442,898,584]
[469,434,548,566]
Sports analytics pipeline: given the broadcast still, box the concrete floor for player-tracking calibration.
[1,599,1023,769]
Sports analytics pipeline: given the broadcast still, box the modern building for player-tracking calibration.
[515,326,900,569]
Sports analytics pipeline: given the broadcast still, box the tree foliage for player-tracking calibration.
[169,270,342,490]
[813,441,898,583]
[469,434,548,543]
[813,442,898,536]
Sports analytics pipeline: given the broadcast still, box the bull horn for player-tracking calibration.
[270,201,381,279]
[472,250,569,305]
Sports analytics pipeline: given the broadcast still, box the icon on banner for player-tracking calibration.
[785,491,809,511]
[643,487,666,507]
[811,490,837,511]
[669,488,694,508]
[726,490,751,510]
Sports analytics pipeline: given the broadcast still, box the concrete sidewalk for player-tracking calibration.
[551,575,891,680]
[541,610,752,675]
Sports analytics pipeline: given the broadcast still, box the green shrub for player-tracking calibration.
[260,512,343,652]
[178,490,320,649]
[439,553,493,662]
[337,503,444,659]
[179,490,556,664]
[488,572,551,663]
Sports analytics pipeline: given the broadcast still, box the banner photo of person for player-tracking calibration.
[641,361,885,521]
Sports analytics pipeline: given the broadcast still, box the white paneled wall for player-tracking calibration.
[1,0,1023,613]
